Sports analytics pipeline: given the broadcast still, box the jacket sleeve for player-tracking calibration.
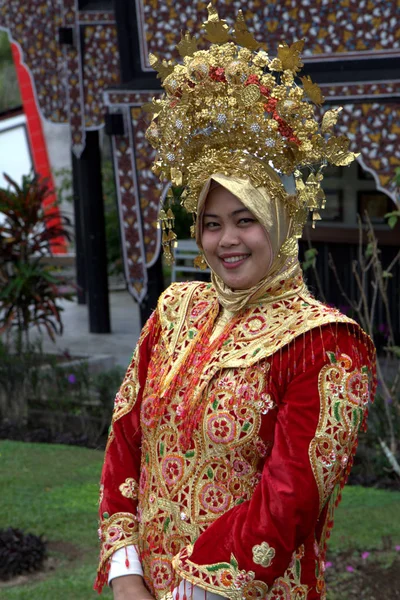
[173,325,375,597]
[94,310,160,592]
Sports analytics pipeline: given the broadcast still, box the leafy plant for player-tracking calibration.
[384,167,400,229]
[328,211,400,481]
[0,334,124,442]
[0,527,47,580]
[0,173,74,343]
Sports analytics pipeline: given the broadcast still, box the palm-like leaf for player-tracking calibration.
[0,172,74,344]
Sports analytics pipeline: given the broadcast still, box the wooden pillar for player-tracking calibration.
[75,131,111,333]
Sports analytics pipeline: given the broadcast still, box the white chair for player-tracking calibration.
[171,239,210,282]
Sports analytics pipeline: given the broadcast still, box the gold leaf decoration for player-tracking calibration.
[176,32,198,57]
[240,84,261,106]
[277,40,304,73]
[333,151,360,166]
[233,10,261,51]
[194,253,208,270]
[326,135,359,165]
[170,168,183,186]
[142,98,163,116]
[321,107,343,133]
[268,57,283,71]
[300,75,325,106]
[148,53,174,80]
[202,3,230,44]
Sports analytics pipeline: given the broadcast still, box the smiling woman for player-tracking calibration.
[95,5,377,600]
[201,185,273,290]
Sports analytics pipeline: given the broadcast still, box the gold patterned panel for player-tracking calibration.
[97,512,139,580]
[157,281,360,373]
[172,545,268,600]
[265,545,310,599]
[173,543,311,600]
[309,352,370,511]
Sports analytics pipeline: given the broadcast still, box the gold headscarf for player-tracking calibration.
[196,173,306,313]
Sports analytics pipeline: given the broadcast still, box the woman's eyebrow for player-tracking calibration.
[231,208,252,216]
[203,208,252,218]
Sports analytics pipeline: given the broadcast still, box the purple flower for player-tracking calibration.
[346,566,355,573]
[325,561,333,569]
[378,323,390,338]
[395,545,400,552]
[339,304,351,315]
[67,374,77,384]
[361,552,370,560]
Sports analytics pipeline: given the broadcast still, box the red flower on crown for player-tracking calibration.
[209,66,226,83]
[244,74,260,86]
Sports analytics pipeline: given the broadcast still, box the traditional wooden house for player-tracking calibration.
[0,0,398,334]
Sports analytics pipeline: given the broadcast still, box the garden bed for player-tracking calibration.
[1,441,400,600]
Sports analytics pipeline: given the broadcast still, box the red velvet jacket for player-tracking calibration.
[95,281,376,600]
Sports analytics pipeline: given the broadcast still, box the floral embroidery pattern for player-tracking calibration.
[252,541,276,568]
[97,512,139,581]
[173,545,268,600]
[161,456,184,487]
[151,558,174,590]
[309,352,371,510]
[98,483,104,506]
[207,413,237,444]
[111,316,153,427]
[266,545,309,599]
[109,282,374,599]
[119,477,139,499]
[200,482,231,514]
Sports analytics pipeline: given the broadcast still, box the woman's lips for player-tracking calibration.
[219,254,250,269]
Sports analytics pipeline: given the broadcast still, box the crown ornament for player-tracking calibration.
[144,3,359,263]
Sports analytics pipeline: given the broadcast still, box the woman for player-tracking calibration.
[95,6,375,599]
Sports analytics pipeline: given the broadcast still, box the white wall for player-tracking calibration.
[0,113,33,188]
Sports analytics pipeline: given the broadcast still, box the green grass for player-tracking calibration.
[1,440,400,599]
[328,485,400,553]
[0,440,112,599]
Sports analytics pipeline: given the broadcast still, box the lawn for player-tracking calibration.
[1,440,400,599]
[0,440,112,600]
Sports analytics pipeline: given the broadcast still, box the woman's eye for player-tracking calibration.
[204,221,220,229]
[238,218,255,225]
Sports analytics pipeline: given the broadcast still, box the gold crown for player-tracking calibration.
[144,3,358,263]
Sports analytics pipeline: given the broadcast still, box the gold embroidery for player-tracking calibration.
[98,483,104,507]
[309,352,370,510]
[97,512,139,576]
[266,545,309,599]
[119,477,139,499]
[173,545,268,600]
[103,316,155,455]
[112,346,140,423]
[157,281,360,372]
[109,282,374,599]
[252,541,276,568]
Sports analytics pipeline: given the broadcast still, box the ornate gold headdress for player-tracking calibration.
[144,3,359,263]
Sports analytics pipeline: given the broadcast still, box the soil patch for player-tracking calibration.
[326,550,400,599]
[0,540,86,589]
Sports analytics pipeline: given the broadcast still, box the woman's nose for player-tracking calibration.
[219,225,240,247]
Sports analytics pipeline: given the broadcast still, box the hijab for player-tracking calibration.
[195,173,305,313]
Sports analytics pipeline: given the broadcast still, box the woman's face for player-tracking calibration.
[201,185,273,290]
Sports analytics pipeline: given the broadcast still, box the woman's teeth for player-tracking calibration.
[223,255,248,263]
